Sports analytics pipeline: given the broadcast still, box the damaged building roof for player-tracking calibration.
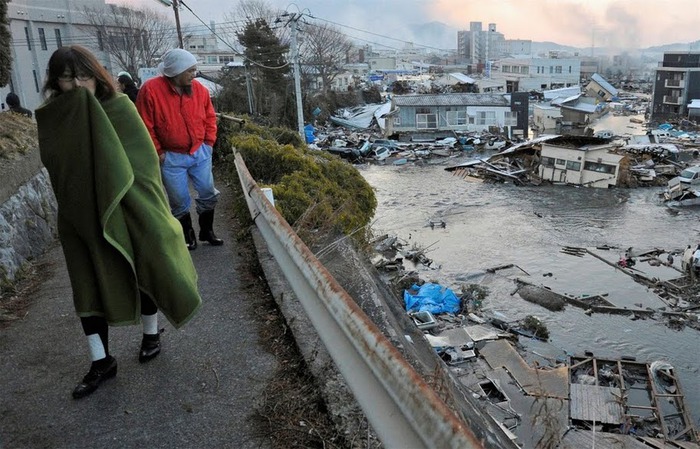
[591,73,619,97]
[392,93,510,107]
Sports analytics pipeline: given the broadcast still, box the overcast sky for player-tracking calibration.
[117,0,699,51]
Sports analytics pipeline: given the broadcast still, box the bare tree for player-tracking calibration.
[79,4,176,80]
[299,21,353,94]
[222,0,288,47]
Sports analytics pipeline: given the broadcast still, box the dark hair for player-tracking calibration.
[42,45,116,102]
[5,92,20,107]
[117,74,137,88]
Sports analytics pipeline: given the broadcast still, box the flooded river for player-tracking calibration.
[359,115,700,424]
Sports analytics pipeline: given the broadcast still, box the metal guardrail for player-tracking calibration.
[233,152,485,449]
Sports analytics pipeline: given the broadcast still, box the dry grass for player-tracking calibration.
[219,167,346,449]
[0,112,38,159]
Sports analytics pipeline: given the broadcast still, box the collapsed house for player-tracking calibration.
[446,134,689,188]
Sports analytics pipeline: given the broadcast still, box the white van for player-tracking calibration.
[650,130,671,141]
[678,166,700,185]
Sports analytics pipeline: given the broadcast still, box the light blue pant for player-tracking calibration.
[161,143,220,218]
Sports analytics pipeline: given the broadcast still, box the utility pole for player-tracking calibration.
[286,13,305,139]
[155,0,183,48]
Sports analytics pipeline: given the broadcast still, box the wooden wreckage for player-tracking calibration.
[370,236,699,447]
[445,134,690,188]
[514,245,700,331]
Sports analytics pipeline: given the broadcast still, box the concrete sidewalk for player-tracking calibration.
[0,186,277,449]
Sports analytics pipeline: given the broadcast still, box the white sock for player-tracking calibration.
[142,313,158,335]
[86,334,106,361]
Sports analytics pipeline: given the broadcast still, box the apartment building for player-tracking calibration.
[650,52,700,120]
[1,0,119,112]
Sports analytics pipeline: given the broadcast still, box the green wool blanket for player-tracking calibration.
[36,88,201,328]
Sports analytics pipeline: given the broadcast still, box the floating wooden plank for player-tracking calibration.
[570,383,623,425]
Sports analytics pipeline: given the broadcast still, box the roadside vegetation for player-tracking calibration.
[213,113,378,448]
[215,117,377,245]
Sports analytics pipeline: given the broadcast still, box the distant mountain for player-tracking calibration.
[531,41,582,55]
[643,40,700,53]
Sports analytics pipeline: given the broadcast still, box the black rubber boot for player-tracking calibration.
[198,210,224,246]
[177,213,197,250]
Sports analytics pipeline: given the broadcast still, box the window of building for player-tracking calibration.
[206,56,217,64]
[504,111,518,125]
[476,111,496,126]
[566,160,581,171]
[555,65,562,74]
[219,55,235,63]
[446,110,468,126]
[555,158,566,166]
[393,115,401,126]
[568,65,572,73]
[583,161,616,174]
[416,113,437,129]
[97,31,104,51]
[38,28,47,50]
[522,66,529,75]
[502,65,510,73]
[32,70,40,93]
[24,27,31,50]
[541,156,555,167]
[537,66,540,74]
[55,29,62,48]
[549,66,553,74]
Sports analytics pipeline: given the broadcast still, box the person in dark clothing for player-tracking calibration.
[5,92,33,118]
[117,72,139,103]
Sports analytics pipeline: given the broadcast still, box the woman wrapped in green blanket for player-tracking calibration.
[36,45,202,400]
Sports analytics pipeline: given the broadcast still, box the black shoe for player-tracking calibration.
[72,356,117,399]
[139,333,161,363]
[199,230,224,246]
[198,210,224,246]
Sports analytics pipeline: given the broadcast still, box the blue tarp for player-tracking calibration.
[404,283,461,314]
[304,124,316,144]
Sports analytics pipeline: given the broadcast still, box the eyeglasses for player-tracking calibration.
[58,74,93,82]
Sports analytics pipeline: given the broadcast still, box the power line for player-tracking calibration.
[308,15,454,53]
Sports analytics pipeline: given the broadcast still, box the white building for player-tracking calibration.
[2,0,121,112]
[532,104,563,132]
[490,57,581,93]
[539,140,624,188]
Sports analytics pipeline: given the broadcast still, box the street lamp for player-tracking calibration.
[155,0,183,48]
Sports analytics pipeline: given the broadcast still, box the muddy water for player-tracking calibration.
[359,126,700,423]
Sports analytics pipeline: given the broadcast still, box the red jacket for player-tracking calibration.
[136,76,217,156]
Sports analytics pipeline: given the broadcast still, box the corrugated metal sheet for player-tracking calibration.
[449,73,476,84]
[393,93,509,107]
[570,384,623,424]
[560,430,656,449]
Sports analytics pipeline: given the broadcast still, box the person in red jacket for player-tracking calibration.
[136,48,223,250]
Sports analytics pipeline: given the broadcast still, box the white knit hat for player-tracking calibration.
[158,49,198,77]
[117,71,132,80]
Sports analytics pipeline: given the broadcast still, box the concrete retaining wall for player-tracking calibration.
[0,147,57,286]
